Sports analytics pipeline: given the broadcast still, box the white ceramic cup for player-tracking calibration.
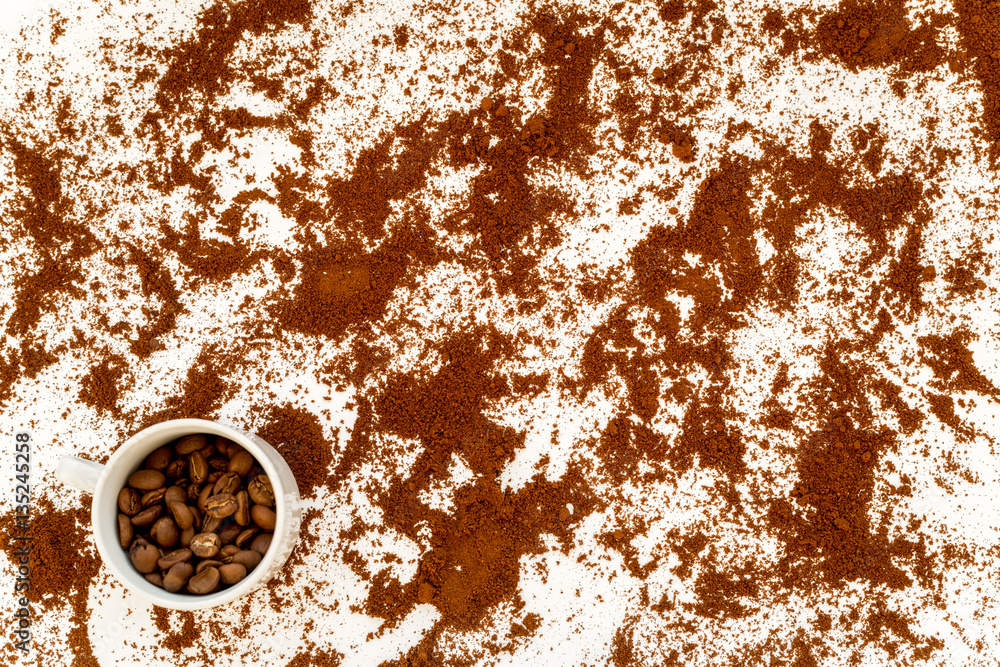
[55,418,302,610]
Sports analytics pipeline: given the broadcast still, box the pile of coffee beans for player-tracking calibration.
[117,434,277,595]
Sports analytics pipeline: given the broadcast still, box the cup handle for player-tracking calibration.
[55,456,106,494]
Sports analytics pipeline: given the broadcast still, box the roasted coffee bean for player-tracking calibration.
[197,484,213,512]
[202,515,222,534]
[180,526,195,547]
[251,505,277,531]
[206,493,238,519]
[150,517,179,549]
[175,434,207,455]
[196,559,223,574]
[140,487,167,507]
[232,549,262,571]
[145,446,173,471]
[189,451,208,484]
[190,532,221,558]
[187,567,220,594]
[190,506,203,527]
[234,526,258,549]
[145,572,165,587]
[213,472,240,496]
[128,469,166,491]
[118,487,141,516]
[220,544,241,560]
[228,450,254,477]
[208,456,230,472]
[187,483,201,502]
[218,563,247,585]
[118,514,134,549]
[247,475,274,507]
[218,524,241,546]
[163,459,187,479]
[157,548,192,570]
[216,437,237,457]
[129,539,160,574]
[163,562,194,593]
[198,443,216,459]
[164,485,187,506]
[206,471,222,487]
[131,504,162,527]
[234,491,250,526]
[250,533,272,555]
[169,502,195,530]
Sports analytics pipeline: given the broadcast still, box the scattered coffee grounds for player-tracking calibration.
[953,0,1000,165]
[942,248,989,296]
[0,495,100,666]
[125,244,183,359]
[79,355,128,417]
[254,405,335,497]
[342,330,598,628]
[151,608,202,653]
[139,351,233,428]
[2,0,999,664]
[767,343,934,590]
[813,0,945,73]
[918,329,1000,396]
[287,647,343,667]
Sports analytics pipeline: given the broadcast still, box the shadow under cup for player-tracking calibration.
[93,419,301,611]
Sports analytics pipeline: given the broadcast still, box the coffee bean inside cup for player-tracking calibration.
[117,434,278,595]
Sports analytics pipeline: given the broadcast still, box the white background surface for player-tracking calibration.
[2,0,1000,665]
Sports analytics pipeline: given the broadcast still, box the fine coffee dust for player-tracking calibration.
[2,0,1000,665]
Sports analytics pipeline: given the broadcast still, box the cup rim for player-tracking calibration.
[93,418,294,610]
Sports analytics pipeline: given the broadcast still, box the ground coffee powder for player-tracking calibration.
[1,0,997,664]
